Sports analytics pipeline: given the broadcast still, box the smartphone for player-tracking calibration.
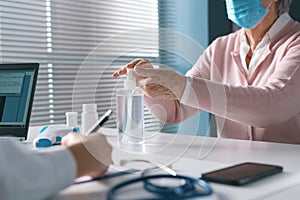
[201,162,283,186]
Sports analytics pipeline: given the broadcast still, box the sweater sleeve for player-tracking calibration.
[0,138,77,200]
[181,38,300,127]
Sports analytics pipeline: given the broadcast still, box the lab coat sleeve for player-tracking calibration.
[0,138,77,200]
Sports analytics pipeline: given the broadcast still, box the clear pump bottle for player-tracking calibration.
[116,69,144,145]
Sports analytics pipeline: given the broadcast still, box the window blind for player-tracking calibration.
[0,0,178,133]
[0,0,49,124]
[158,0,178,133]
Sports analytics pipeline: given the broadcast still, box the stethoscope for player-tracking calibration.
[106,174,213,200]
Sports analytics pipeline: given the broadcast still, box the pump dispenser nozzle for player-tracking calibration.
[124,69,136,90]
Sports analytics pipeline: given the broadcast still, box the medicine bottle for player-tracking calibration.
[116,69,144,145]
[81,104,98,134]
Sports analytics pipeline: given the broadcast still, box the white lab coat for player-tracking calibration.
[0,138,76,200]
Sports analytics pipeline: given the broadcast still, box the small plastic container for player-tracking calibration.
[65,112,78,128]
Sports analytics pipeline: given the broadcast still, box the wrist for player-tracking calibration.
[68,143,100,178]
[175,75,187,100]
[68,143,87,178]
[67,139,110,178]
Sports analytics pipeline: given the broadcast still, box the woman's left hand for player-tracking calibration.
[134,67,186,100]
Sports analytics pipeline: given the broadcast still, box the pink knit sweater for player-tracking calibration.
[145,19,300,144]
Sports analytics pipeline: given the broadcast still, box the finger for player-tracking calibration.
[135,61,153,71]
[112,58,148,77]
[61,132,76,146]
[135,67,162,77]
[112,67,127,77]
[127,58,147,68]
[62,132,87,146]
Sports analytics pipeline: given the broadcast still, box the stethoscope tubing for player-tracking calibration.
[107,174,213,200]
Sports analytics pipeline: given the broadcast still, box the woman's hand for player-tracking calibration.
[112,58,153,77]
[113,58,186,100]
[62,132,112,178]
[135,67,186,100]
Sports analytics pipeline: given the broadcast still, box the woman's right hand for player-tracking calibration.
[112,58,153,77]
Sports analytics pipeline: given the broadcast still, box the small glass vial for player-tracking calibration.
[117,69,144,145]
[65,112,78,128]
[81,104,98,134]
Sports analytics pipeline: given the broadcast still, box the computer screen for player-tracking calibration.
[0,63,39,139]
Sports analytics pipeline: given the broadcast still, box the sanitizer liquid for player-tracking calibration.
[116,69,144,145]
[117,89,144,145]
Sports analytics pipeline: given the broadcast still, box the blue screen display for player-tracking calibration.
[0,69,35,126]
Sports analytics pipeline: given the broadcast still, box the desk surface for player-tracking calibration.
[34,128,300,200]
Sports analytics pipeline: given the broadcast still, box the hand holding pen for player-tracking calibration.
[61,130,113,178]
[57,109,113,178]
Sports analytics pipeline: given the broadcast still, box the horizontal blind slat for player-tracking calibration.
[1,0,164,128]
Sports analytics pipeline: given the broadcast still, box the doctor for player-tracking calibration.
[113,0,300,144]
[0,132,112,200]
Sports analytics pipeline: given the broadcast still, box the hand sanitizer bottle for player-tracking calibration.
[116,69,144,145]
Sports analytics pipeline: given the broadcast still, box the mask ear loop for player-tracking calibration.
[265,0,274,9]
[256,0,274,23]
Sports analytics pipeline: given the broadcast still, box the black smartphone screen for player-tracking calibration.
[201,162,283,186]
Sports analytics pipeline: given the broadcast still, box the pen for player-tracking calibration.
[85,109,112,136]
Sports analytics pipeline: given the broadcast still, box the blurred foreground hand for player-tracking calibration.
[62,132,112,178]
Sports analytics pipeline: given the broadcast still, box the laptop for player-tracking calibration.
[0,63,39,140]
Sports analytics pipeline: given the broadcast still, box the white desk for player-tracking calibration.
[36,128,300,200]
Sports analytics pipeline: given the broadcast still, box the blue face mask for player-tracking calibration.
[225,0,271,29]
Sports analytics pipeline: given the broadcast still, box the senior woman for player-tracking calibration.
[113,0,300,144]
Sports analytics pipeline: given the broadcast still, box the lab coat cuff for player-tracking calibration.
[40,146,77,189]
[180,76,192,104]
